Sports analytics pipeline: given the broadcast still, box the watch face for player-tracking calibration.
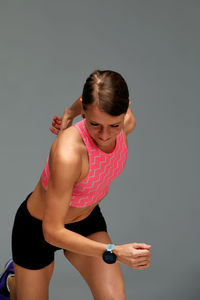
[103,251,117,264]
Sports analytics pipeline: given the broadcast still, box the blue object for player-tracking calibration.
[0,259,14,300]
[106,244,115,252]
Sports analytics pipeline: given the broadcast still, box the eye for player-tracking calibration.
[90,122,99,126]
[110,124,119,128]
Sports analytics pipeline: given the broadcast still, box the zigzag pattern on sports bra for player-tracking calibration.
[41,120,128,207]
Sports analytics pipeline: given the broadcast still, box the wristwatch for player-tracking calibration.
[102,244,117,264]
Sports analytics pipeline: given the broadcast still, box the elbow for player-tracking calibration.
[126,115,136,134]
[42,223,51,243]
[42,222,66,248]
[132,115,136,130]
[42,222,57,245]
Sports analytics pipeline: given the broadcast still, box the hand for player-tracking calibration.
[114,243,151,269]
[49,116,62,135]
[49,108,73,135]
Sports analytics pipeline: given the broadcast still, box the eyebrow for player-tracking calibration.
[89,120,121,126]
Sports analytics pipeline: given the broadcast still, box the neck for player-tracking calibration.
[94,139,116,153]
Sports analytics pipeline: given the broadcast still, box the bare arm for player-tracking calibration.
[50,97,136,135]
[43,129,151,268]
[49,97,82,135]
[64,96,83,119]
[42,133,107,257]
[50,97,83,135]
[124,106,136,135]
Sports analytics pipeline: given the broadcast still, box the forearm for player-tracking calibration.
[65,97,82,119]
[44,227,107,257]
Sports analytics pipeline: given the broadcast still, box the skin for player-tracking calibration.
[10,102,151,300]
[27,104,133,224]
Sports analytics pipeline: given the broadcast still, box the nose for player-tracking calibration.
[98,126,110,140]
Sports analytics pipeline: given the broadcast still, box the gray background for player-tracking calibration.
[0,0,199,299]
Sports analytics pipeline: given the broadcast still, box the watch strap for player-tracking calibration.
[106,244,115,252]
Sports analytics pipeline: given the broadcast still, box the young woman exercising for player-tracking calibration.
[0,70,151,300]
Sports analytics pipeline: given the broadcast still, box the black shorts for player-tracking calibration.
[11,192,107,270]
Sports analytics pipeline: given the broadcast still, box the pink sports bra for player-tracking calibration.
[41,119,128,207]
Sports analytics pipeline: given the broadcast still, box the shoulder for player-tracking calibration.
[49,126,84,177]
[51,125,84,157]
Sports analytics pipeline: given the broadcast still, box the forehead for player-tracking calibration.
[85,105,124,123]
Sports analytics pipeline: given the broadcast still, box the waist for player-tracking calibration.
[26,180,104,223]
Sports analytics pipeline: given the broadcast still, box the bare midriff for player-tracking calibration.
[27,178,104,224]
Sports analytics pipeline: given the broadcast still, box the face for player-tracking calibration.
[83,105,125,148]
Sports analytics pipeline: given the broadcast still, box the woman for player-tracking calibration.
[0,70,151,300]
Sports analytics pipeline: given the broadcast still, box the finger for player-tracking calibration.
[140,262,150,268]
[52,121,61,129]
[53,116,62,125]
[51,123,60,130]
[136,257,150,263]
[54,124,61,130]
[53,119,62,125]
[133,243,151,249]
[49,127,59,135]
[136,264,150,270]
[135,261,150,268]
[56,118,62,124]
[50,127,56,134]
[134,249,150,257]
[134,243,151,248]
[52,120,61,129]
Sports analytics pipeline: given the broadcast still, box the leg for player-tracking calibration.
[11,193,57,299]
[8,276,17,300]
[64,232,126,300]
[13,261,54,300]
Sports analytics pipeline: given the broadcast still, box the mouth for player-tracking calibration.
[98,137,110,142]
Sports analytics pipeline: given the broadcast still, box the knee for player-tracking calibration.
[108,288,126,300]
[96,284,126,300]
[107,291,126,300]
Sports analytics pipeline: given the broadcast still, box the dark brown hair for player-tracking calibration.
[82,70,129,116]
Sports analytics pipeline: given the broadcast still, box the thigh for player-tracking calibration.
[14,261,54,300]
[12,194,60,270]
[64,231,126,300]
